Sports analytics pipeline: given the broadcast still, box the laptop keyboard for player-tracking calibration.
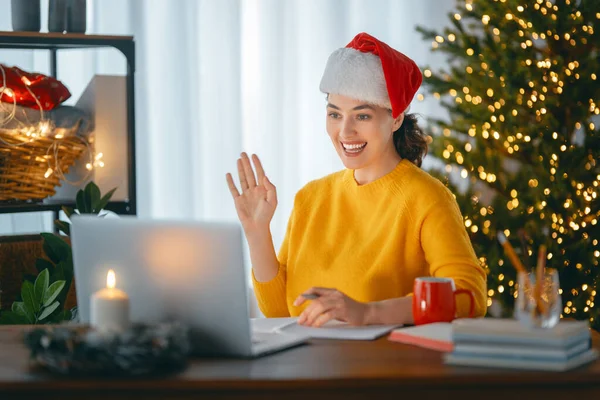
[252,332,275,344]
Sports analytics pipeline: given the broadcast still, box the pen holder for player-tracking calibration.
[514,268,561,329]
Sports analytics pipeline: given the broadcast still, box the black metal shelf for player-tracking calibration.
[0,31,137,217]
[0,201,132,215]
[0,31,134,53]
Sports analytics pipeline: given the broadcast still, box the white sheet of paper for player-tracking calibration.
[251,317,400,340]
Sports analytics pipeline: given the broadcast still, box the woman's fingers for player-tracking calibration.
[225,173,240,197]
[252,154,266,186]
[264,176,277,205]
[241,152,257,188]
[312,310,337,328]
[301,297,337,326]
[237,159,248,192]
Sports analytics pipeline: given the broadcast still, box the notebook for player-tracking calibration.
[444,318,598,371]
[388,323,453,352]
[444,348,599,371]
[451,318,591,347]
[251,317,400,340]
[389,318,592,353]
[453,339,591,362]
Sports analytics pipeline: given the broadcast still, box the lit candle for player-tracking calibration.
[90,269,130,332]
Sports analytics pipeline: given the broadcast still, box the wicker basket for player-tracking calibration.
[0,123,89,202]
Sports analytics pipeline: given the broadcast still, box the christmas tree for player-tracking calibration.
[416,0,600,329]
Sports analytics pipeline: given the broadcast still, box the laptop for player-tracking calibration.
[70,214,309,357]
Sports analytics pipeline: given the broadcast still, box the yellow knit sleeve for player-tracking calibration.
[419,189,488,318]
[251,264,288,317]
[251,201,299,318]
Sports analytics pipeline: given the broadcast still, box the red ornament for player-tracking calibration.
[0,64,71,111]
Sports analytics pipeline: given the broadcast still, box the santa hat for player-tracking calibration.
[319,32,422,119]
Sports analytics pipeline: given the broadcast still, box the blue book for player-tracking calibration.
[451,318,591,348]
[452,337,591,362]
[444,348,598,371]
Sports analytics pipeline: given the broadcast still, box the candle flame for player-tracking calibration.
[107,269,116,289]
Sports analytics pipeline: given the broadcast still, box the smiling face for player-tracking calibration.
[326,94,404,183]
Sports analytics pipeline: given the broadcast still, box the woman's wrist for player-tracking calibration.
[365,296,414,325]
[245,225,272,245]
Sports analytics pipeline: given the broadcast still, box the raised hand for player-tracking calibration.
[226,153,278,234]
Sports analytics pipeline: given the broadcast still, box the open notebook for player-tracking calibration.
[388,322,453,352]
[251,317,400,340]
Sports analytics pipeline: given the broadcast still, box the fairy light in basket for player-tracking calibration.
[1,64,106,187]
[95,152,104,168]
[39,121,51,136]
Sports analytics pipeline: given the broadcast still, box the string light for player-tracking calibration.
[425,0,599,323]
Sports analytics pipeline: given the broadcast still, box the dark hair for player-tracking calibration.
[393,113,429,167]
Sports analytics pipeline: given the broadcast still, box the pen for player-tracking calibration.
[496,232,527,274]
[534,245,548,315]
[302,293,320,300]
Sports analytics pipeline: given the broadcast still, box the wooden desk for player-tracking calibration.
[0,326,599,400]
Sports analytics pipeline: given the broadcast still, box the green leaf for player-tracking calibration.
[60,252,74,283]
[43,280,66,308]
[76,190,88,214]
[35,258,55,274]
[33,269,49,307]
[46,309,71,324]
[94,187,117,214]
[50,261,66,282]
[40,233,71,264]
[38,302,60,321]
[21,281,38,319]
[69,306,78,321]
[50,261,72,310]
[55,220,71,236]
[85,182,101,213]
[11,302,26,316]
[0,311,30,325]
[61,206,75,219]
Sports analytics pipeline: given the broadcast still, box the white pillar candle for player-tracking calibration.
[90,269,130,332]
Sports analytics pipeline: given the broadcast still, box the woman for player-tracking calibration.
[226,32,487,327]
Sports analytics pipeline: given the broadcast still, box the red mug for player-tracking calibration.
[412,277,475,325]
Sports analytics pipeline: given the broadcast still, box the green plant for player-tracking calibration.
[0,182,117,325]
[8,269,65,324]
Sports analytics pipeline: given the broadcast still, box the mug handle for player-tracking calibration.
[454,288,475,318]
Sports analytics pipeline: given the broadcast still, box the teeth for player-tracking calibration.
[342,142,367,150]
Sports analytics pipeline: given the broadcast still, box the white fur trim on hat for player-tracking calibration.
[319,47,391,109]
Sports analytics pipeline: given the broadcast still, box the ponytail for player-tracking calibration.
[393,113,429,167]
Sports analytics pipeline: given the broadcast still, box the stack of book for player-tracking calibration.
[443,318,598,371]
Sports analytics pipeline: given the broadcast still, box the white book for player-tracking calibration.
[452,318,590,348]
[453,338,591,362]
[444,348,598,371]
[251,317,400,341]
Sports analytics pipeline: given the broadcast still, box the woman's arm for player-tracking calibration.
[249,226,290,317]
[226,152,289,316]
[419,189,488,318]
[247,228,280,282]
[366,296,414,325]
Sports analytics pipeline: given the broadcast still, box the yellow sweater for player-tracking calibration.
[252,159,487,319]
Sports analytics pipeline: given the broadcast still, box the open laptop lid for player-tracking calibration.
[70,215,253,356]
